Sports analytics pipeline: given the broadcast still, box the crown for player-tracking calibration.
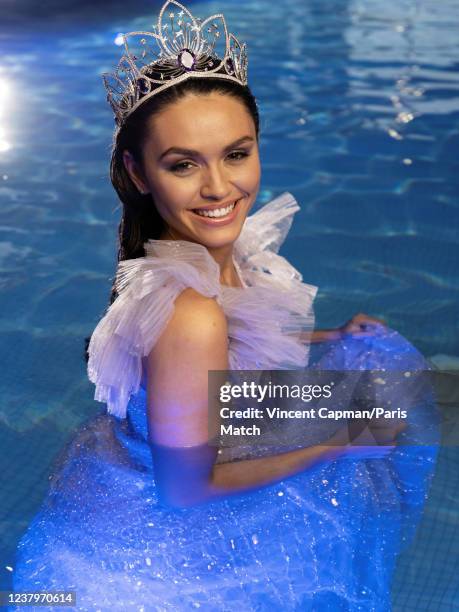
[102,0,249,128]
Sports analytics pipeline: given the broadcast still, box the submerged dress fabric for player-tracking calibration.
[11,192,440,611]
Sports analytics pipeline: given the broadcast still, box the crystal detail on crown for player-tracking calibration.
[102,0,248,128]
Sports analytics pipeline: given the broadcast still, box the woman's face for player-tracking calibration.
[123,92,261,249]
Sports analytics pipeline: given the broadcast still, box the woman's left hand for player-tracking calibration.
[338,312,388,338]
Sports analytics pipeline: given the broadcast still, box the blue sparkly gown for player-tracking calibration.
[11,192,440,611]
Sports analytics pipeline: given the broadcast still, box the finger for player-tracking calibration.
[346,322,378,332]
[358,320,386,329]
[353,314,387,327]
[353,312,385,322]
[352,313,374,323]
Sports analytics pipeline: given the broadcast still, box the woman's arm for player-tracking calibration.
[210,433,347,497]
[310,329,341,343]
[293,328,341,343]
[146,287,350,509]
[150,433,348,509]
[306,314,388,344]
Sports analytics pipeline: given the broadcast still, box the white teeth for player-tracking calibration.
[194,200,237,218]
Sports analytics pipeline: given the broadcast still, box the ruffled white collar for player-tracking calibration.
[141,238,247,289]
[136,189,308,290]
[88,191,318,418]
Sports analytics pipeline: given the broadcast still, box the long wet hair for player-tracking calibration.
[84,57,260,362]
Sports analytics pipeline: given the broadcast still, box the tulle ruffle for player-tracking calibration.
[87,191,318,419]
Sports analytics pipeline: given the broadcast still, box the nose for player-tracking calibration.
[200,163,232,200]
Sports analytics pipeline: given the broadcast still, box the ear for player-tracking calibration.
[122,150,149,195]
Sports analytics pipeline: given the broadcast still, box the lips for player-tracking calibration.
[191,198,241,213]
[190,197,243,225]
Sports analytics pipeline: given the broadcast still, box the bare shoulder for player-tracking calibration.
[145,287,229,447]
[140,288,228,388]
[156,287,228,351]
[173,287,227,331]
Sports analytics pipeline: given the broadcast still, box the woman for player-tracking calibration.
[11,1,439,610]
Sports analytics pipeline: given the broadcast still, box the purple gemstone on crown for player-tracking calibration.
[177,48,196,71]
[225,57,235,75]
[137,77,150,95]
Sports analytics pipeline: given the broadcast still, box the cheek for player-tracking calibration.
[150,173,196,210]
[243,155,261,187]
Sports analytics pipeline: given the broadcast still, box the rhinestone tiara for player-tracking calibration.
[102,0,249,128]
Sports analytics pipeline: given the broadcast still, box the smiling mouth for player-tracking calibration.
[191,198,241,219]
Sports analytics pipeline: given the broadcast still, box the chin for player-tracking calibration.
[196,227,243,251]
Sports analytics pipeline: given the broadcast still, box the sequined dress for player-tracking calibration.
[11,192,440,611]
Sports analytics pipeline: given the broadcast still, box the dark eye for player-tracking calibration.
[227,150,249,161]
[169,150,250,174]
[169,161,194,173]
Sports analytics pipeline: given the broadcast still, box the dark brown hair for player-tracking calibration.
[84,57,260,362]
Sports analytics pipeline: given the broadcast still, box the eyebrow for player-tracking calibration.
[157,135,255,162]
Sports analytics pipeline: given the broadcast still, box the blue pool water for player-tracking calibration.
[0,0,458,608]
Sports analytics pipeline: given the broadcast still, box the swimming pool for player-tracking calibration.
[1,0,458,608]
